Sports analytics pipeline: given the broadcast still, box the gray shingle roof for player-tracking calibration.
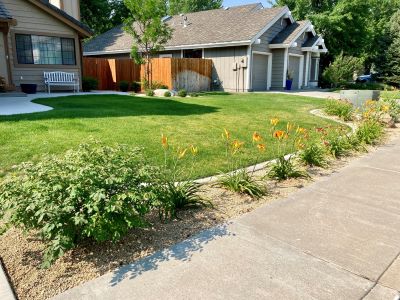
[302,35,320,47]
[271,20,309,45]
[84,4,288,53]
[0,1,13,20]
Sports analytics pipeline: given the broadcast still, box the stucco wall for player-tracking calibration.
[3,0,82,91]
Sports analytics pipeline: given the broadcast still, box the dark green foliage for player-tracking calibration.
[268,156,309,181]
[118,80,130,92]
[338,82,392,91]
[146,89,155,96]
[131,81,142,93]
[169,0,222,15]
[82,77,99,92]
[382,11,400,87]
[178,89,187,97]
[164,91,172,97]
[155,181,211,219]
[218,170,266,199]
[324,99,354,121]
[0,142,158,268]
[356,120,384,145]
[322,53,364,88]
[189,92,199,97]
[299,142,329,168]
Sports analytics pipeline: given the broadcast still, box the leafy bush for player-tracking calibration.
[131,81,141,93]
[299,142,329,168]
[324,99,354,121]
[164,91,172,97]
[339,82,390,91]
[178,89,187,97]
[0,142,157,268]
[82,76,98,92]
[322,127,353,158]
[118,80,130,92]
[155,181,211,219]
[146,89,155,97]
[0,76,5,93]
[218,169,266,199]
[268,156,309,181]
[189,92,199,97]
[322,53,364,87]
[381,95,400,122]
[356,119,384,145]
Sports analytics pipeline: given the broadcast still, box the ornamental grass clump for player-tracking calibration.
[324,99,354,121]
[217,129,266,198]
[267,119,309,181]
[320,126,353,158]
[155,135,211,220]
[0,142,158,268]
[299,141,329,168]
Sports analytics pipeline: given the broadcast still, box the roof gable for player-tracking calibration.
[84,4,288,54]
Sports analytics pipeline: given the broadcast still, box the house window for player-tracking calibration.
[15,34,76,65]
[183,49,203,58]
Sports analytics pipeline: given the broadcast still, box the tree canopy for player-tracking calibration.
[169,0,223,15]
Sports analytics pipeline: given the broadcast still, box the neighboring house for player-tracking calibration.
[84,3,327,92]
[0,0,91,91]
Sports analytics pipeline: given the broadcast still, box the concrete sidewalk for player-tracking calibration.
[54,134,400,300]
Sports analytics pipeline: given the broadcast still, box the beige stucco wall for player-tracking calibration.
[3,0,82,91]
[0,32,8,84]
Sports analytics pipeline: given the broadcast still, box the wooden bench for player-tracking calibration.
[44,72,80,94]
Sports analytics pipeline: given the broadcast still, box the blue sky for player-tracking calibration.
[223,0,273,8]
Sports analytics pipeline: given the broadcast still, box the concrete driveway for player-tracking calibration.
[54,133,400,300]
[262,89,341,100]
[0,91,129,116]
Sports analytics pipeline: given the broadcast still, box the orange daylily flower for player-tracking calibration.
[222,128,230,140]
[178,148,188,159]
[270,117,279,127]
[273,130,285,139]
[257,143,266,152]
[252,132,262,142]
[190,145,198,155]
[161,134,168,149]
[232,140,244,153]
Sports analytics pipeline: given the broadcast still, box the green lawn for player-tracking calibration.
[0,93,334,178]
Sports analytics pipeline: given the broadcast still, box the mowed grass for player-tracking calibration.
[0,93,334,178]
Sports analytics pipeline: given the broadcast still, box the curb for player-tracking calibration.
[0,258,17,300]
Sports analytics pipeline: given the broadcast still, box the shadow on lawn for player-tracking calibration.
[109,224,233,287]
[0,95,219,122]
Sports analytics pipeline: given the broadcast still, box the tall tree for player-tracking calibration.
[382,11,400,86]
[80,0,112,35]
[123,0,172,87]
[169,0,222,15]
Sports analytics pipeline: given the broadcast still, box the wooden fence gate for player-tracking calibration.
[83,57,213,92]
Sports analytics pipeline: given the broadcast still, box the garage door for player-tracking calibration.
[288,56,300,90]
[252,54,269,91]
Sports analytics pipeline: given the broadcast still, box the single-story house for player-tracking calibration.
[84,3,327,92]
[0,0,92,91]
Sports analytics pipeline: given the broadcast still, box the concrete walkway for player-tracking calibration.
[54,133,400,300]
[0,91,129,116]
[263,89,341,100]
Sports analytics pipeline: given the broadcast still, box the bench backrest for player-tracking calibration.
[44,72,76,83]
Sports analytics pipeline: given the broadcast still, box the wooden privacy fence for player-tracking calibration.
[83,57,213,92]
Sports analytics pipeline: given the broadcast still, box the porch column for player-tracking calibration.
[304,51,311,87]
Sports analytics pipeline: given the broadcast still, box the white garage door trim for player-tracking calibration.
[288,53,304,89]
[252,51,272,90]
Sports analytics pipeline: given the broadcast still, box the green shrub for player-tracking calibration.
[324,99,354,121]
[146,89,155,97]
[118,80,130,92]
[356,119,384,145]
[178,89,187,97]
[322,53,365,87]
[82,76,98,92]
[381,96,400,122]
[189,92,199,97]
[268,156,309,181]
[0,76,5,93]
[164,91,172,97]
[340,82,390,91]
[218,169,266,199]
[323,127,353,158]
[299,142,329,168]
[155,181,211,219]
[131,81,141,93]
[0,142,157,268]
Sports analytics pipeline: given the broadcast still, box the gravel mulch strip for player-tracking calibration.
[0,128,398,300]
